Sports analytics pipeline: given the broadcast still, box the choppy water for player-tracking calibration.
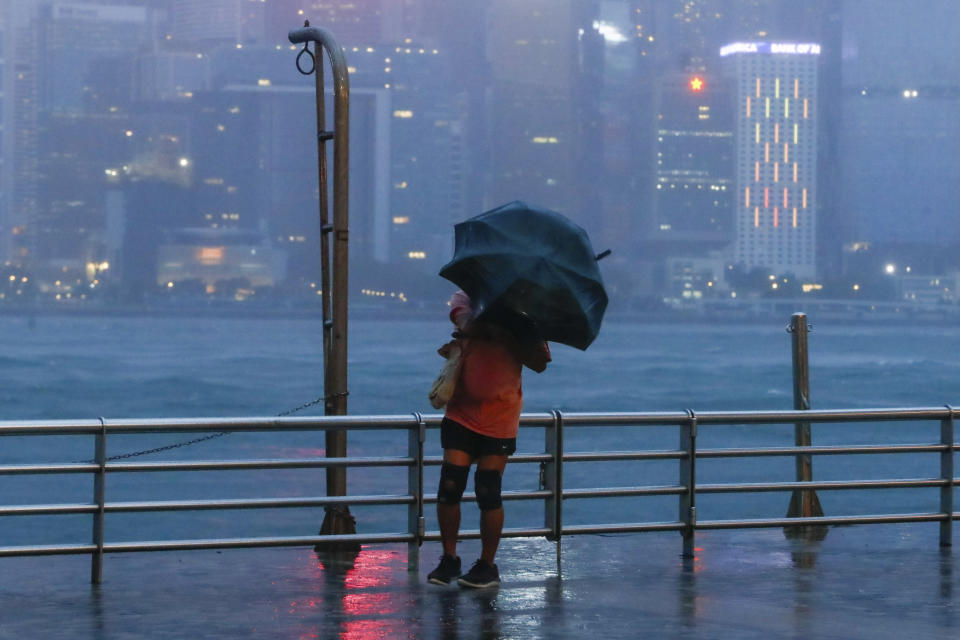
[1,312,958,547]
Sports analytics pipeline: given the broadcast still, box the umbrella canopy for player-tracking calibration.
[439,201,609,350]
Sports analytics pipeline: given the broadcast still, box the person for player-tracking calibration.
[427,290,550,588]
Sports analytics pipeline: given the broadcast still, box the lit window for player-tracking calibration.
[198,247,224,264]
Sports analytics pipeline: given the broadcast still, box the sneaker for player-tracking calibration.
[427,554,461,585]
[457,559,500,588]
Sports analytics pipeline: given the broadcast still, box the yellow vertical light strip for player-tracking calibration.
[784,98,790,118]
[775,77,780,98]
[802,188,807,208]
[783,188,789,208]
[774,163,779,182]
[756,77,761,98]
[755,207,760,227]
[773,207,779,227]
[765,143,770,163]
[765,97,770,118]
[793,162,798,182]
[746,97,751,118]
[755,122,760,143]
[804,98,809,119]
[745,187,751,207]
[784,144,789,163]
[793,207,798,227]
[764,187,769,208]
[755,162,760,182]
[774,123,780,143]
[794,78,799,99]
[793,123,799,144]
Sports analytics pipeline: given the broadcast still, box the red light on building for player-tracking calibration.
[689,76,705,92]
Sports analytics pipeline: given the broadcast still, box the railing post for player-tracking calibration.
[91,418,106,584]
[679,410,696,558]
[408,413,425,570]
[941,406,954,547]
[786,312,824,522]
[543,411,563,569]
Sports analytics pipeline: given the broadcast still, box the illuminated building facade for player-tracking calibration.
[156,229,285,294]
[723,41,820,280]
[654,72,733,243]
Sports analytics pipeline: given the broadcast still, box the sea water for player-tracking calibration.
[1,312,958,547]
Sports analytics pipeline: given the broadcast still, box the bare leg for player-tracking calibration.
[438,448,472,557]
[476,454,508,565]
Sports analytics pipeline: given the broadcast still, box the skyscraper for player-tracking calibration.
[171,0,265,47]
[485,0,599,222]
[723,41,820,280]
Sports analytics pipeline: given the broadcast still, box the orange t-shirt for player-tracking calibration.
[445,336,524,440]
[444,291,524,439]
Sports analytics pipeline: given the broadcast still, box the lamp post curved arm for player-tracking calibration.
[288,21,350,420]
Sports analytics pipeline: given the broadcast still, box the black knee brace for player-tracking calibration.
[474,468,503,511]
[437,462,469,504]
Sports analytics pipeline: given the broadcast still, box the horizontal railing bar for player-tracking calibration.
[4,512,958,558]
[0,503,98,516]
[696,408,955,425]
[562,522,686,534]
[563,485,687,498]
[107,456,412,472]
[564,451,686,462]
[0,543,98,557]
[0,407,955,438]
[105,495,413,512]
[0,420,105,437]
[104,533,415,553]
[698,444,948,458]
[423,489,552,505]
[421,527,553,541]
[552,412,693,427]
[419,454,554,467]
[0,415,424,437]
[3,444,940,477]
[557,407,956,426]
[699,512,948,530]
[698,478,949,493]
[0,463,99,475]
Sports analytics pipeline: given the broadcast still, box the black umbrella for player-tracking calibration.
[439,200,609,350]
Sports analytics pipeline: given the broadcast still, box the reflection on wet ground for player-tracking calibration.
[0,524,956,639]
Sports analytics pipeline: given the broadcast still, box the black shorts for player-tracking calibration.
[440,418,517,458]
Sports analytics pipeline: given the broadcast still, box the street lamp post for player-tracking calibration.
[289,21,357,548]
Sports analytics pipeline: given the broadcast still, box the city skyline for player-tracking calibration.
[1,0,959,310]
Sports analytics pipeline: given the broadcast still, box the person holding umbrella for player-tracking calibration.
[427,201,609,588]
[427,289,551,588]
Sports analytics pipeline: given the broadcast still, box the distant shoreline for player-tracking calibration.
[0,299,957,327]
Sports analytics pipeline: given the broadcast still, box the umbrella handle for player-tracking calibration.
[595,249,611,261]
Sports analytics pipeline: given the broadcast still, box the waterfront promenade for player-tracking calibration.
[1,523,955,639]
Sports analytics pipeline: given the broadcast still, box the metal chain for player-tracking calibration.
[276,394,327,417]
[77,394,331,463]
[100,430,232,462]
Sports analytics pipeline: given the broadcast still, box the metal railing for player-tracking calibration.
[0,407,956,583]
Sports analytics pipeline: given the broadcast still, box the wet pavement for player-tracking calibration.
[0,524,956,639]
